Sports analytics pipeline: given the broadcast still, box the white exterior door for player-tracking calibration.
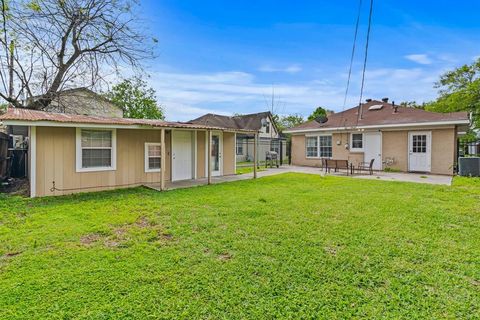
[172,130,194,181]
[210,132,223,176]
[408,131,431,172]
[364,132,382,170]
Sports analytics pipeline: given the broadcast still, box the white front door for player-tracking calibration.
[172,130,194,181]
[210,132,223,176]
[408,131,431,172]
[364,132,382,170]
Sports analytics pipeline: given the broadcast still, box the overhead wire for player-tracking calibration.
[356,0,374,126]
[335,0,364,145]
[337,0,363,129]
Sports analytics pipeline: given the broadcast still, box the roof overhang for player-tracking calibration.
[0,119,258,133]
[283,119,471,134]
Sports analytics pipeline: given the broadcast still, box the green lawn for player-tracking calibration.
[235,166,265,175]
[1,174,479,319]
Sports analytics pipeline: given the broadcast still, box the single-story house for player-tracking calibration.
[284,99,470,175]
[191,111,286,162]
[0,107,257,197]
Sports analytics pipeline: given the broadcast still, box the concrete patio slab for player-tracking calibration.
[145,165,452,191]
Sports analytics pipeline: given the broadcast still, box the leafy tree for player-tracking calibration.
[399,101,424,109]
[425,58,480,128]
[106,77,164,120]
[307,106,333,121]
[273,114,304,132]
[0,0,155,109]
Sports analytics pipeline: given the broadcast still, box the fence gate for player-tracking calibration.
[0,132,10,180]
[235,136,290,172]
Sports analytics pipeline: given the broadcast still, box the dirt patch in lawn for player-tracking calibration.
[108,216,173,248]
[218,252,233,261]
[80,233,103,246]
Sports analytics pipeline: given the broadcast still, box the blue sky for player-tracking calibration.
[136,1,480,121]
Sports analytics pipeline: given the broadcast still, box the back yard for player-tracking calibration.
[1,173,479,319]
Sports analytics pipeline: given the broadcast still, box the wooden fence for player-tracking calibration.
[0,132,10,180]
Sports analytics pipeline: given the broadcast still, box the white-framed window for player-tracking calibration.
[236,138,244,155]
[145,142,161,172]
[350,133,364,151]
[306,135,332,158]
[319,135,332,158]
[265,121,270,134]
[76,128,116,172]
[306,136,318,158]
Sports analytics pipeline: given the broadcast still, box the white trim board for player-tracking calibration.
[1,120,258,133]
[284,119,470,134]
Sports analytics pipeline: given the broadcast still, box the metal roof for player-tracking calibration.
[0,107,257,133]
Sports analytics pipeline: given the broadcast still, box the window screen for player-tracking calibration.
[306,136,318,157]
[81,130,113,168]
[319,136,332,158]
[351,133,363,149]
[147,144,161,170]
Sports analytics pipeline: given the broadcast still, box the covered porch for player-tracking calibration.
[154,128,260,191]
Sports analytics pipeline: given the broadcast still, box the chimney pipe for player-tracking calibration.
[392,101,398,113]
[382,97,389,103]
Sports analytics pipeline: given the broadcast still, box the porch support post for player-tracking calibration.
[253,132,258,179]
[207,130,212,185]
[160,128,166,191]
[29,126,37,198]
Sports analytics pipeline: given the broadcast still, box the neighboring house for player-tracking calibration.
[284,99,470,175]
[0,107,255,197]
[7,87,122,138]
[31,87,123,118]
[190,112,284,162]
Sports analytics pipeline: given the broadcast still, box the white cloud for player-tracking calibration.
[258,64,302,73]
[404,54,432,65]
[146,66,443,121]
[148,70,342,120]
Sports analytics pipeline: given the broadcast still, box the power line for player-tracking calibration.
[337,0,363,132]
[356,0,374,125]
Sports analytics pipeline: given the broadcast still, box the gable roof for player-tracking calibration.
[190,111,273,131]
[29,87,116,106]
[0,107,257,132]
[284,100,469,133]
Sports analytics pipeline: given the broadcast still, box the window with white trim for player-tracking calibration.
[306,136,319,158]
[76,128,116,172]
[350,133,363,151]
[306,135,332,158]
[145,143,161,172]
[319,135,332,158]
[236,138,243,155]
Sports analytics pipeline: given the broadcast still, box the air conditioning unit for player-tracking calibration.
[458,157,480,177]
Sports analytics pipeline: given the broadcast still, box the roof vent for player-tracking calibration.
[368,104,383,111]
[365,98,372,102]
[382,97,389,103]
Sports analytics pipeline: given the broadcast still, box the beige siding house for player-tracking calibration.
[0,108,255,197]
[285,99,470,175]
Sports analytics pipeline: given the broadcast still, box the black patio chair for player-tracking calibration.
[355,159,375,175]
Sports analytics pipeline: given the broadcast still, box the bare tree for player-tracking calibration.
[0,0,154,109]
